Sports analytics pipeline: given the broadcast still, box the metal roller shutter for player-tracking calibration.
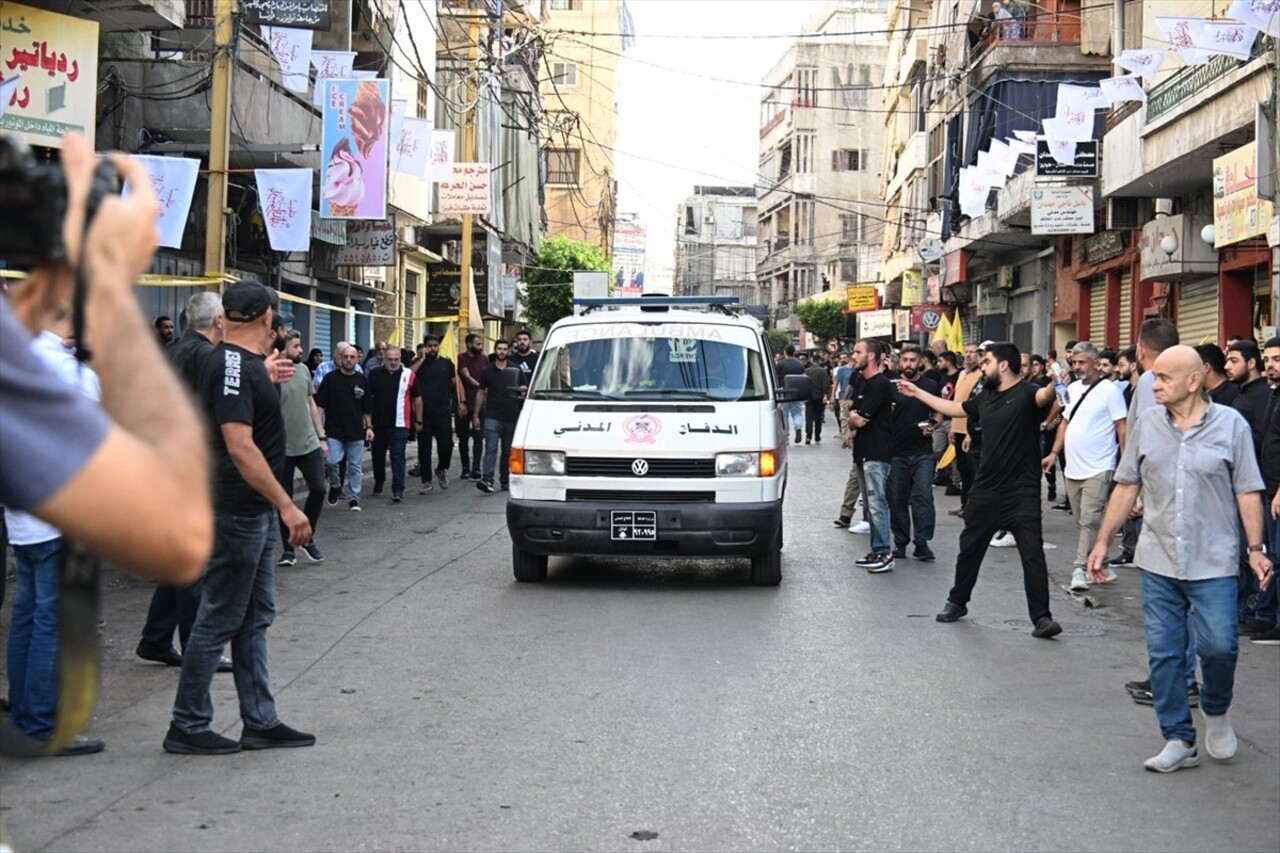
[1088,276,1107,344]
[1118,271,1132,349]
[1177,278,1219,346]
[315,307,332,356]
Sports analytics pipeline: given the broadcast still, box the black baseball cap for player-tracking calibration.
[223,279,278,323]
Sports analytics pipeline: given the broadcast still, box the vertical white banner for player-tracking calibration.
[262,26,312,92]
[1115,49,1169,77]
[430,129,456,182]
[310,50,355,106]
[130,155,200,249]
[254,168,313,252]
[1194,21,1259,59]
[395,117,433,177]
[1226,0,1280,38]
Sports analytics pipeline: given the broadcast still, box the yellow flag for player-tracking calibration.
[950,311,966,352]
[932,311,952,347]
[386,326,401,347]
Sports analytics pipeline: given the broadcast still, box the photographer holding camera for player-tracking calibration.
[1,132,213,582]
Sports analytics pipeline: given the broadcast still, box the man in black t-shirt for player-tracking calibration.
[775,344,806,444]
[848,338,896,573]
[315,344,373,510]
[473,339,521,493]
[888,345,941,562]
[411,334,459,494]
[899,341,1063,638]
[166,280,314,756]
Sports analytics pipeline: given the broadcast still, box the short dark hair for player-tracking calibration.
[494,338,510,348]
[1047,349,1057,359]
[422,334,440,346]
[515,329,532,339]
[1098,349,1117,363]
[986,341,1021,373]
[1195,343,1227,375]
[940,351,959,369]
[154,315,172,329]
[1119,346,1136,363]
[783,344,796,356]
[900,343,923,357]
[1138,318,1178,354]
[465,333,481,345]
[1227,340,1261,371]
[857,339,888,363]
[1031,354,1045,367]
[921,349,938,366]
[1265,336,1280,351]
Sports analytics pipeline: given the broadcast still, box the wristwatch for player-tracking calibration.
[1246,543,1267,554]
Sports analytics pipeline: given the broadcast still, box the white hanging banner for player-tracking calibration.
[1194,21,1259,59]
[1155,17,1212,65]
[310,50,355,106]
[430,128,456,182]
[1227,0,1280,38]
[988,139,1019,176]
[975,150,1005,188]
[1012,129,1038,144]
[262,26,312,92]
[1007,136,1037,157]
[388,99,407,173]
[1045,105,1092,143]
[129,155,200,249]
[395,117,433,177]
[254,168,313,252]
[1039,122,1078,166]
[1055,84,1103,140]
[958,167,989,218]
[1099,75,1148,104]
[1115,49,1169,77]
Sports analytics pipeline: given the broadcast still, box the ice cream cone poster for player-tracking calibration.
[320,77,389,219]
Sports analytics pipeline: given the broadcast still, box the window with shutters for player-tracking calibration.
[549,0,578,9]
[795,132,815,175]
[840,213,865,244]
[550,61,578,87]
[841,258,860,282]
[404,272,419,348]
[778,140,792,180]
[794,66,817,107]
[832,149,869,172]
[545,148,579,186]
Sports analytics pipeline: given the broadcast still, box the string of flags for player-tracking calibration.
[957,0,1279,219]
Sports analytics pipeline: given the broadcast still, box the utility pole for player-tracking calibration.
[457,17,481,338]
[204,0,236,277]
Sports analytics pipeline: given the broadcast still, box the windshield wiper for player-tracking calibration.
[618,389,720,400]
[531,389,609,400]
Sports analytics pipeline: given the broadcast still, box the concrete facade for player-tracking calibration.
[672,186,758,304]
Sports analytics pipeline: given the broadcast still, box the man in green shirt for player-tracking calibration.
[277,331,327,565]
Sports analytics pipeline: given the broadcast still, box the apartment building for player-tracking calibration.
[673,186,758,304]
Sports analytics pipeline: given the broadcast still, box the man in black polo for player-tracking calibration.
[847,338,896,573]
[474,339,520,493]
[889,344,940,562]
[164,280,314,755]
[411,334,458,495]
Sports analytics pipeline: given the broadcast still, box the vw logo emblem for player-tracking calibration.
[631,458,649,477]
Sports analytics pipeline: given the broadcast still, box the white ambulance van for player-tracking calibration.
[504,296,812,585]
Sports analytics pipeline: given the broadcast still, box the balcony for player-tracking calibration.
[1145,35,1271,124]
[965,15,1107,86]
[47,0,185,31]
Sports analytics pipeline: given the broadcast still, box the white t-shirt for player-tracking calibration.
[1063,377,1127,479]
[4,331,101,546]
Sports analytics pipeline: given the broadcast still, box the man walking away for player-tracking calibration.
[804,357,831,444]
[899,342,1063,638]
[847,339,895,573]
[315,343,372,511]
[474,340,520,493]
[888,344,940,562]
[367,344,415,503]
[1087,346,1271,772]
[775,344,806,444]
[164,280,314,755]
[276,332,327,564]
[1045,342,1127,592]
[456,333,486,479]
[411,334,458,495]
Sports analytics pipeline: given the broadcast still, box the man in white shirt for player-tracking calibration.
[1044,341,1127,591]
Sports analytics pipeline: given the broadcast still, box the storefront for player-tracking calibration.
[1176,277,1219,347]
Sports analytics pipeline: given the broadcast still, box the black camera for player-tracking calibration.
[0,133,120,270]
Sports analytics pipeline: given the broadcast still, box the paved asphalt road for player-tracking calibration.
[2,428,1278,852]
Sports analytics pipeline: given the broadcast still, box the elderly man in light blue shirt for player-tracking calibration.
[1089,346,1272,774]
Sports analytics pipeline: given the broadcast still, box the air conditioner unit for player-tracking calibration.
[974,283,1008,316]
[1106,197,1150,230]
[995,265,1015,290]
[399,226,417,247]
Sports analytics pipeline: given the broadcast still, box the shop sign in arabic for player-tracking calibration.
[241,0,331,29]
[1,3,98,148]
[438,163,491,215]
[426,254,489,315]
[310,210,347,245]
[1031,186,1095,235]
[334,218,395,265]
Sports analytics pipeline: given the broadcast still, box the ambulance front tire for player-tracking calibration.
[750,547,782,586]
[513,544,548,582]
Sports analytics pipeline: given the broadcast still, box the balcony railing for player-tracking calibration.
[969,11,1082,63]
[1146,35,1272,123]
[186,0,213,27]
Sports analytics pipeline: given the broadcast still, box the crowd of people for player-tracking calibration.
[772,323,1279,771]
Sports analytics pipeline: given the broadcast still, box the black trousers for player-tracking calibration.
[954,433,976,506]
[279,447,326,545]
[455,412,481,474]
[139,577,204,655]
[948,489,1053,625]
[804,399,825,441]
[418,417,453,480]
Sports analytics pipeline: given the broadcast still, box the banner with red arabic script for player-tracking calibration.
[0,3,99,148]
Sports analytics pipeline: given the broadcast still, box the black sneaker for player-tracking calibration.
[348,500,361,512]
[460,470,473,481]
[1132,684,1200,706]
[1046,488,1057,502]
[1250,627,1280,644]
[936,602,968,622]
[913,546,936,562]
[436,469,449,491]
[468,469,482,481]
[805,439,812,445]
[891,546,907,559]
[408,464,421,477]
[1052,501,1071,512]
[944,484,962,496]
[833,516,851,527]
[277,551,297,567]
[1124,678,1151,694]
[240,722,316,750]
[301,542,324,563]
[854,551,881,568]
[163,724,242,755]
[865,553,895,573]
[326,487,340,507]
[1032,616,1063,639]
[391,491,403,503]
[476,479,495,494]
[794,429,802,444]
[371,483,384,497]
[419,482,434,495]
[500,482,510,492]
[1106,552,1134,568]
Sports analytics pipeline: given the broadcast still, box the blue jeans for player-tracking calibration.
[889,452,936,549]
[482,418,516,485]
[1141,570,1238,745]
[172,512,280,734]
[6,538,62,739]
[781,401,804,435]
[861,459,892,555]
[325,437,365,500]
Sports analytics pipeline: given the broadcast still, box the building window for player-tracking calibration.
[416,78,429,119]
[778,141,792,180]
[545,148,579,185]
[550,61,578,87]
[840,213,865,243]
[831,149,869,172]
[795,132,815,175]
[841,258,860,283]
[549,0,578,9]
[794,66,817,107]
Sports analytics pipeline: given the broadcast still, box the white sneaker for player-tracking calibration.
[1042,542,1057,550]
[1070,567,1090,591]
[848,521,871,534]
[990,532,1016,548]
[1202,711,1237,760]
[1098,567,1118,584]
[1143,739,1200,773]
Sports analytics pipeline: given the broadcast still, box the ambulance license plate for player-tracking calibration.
[610,511,657,541]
